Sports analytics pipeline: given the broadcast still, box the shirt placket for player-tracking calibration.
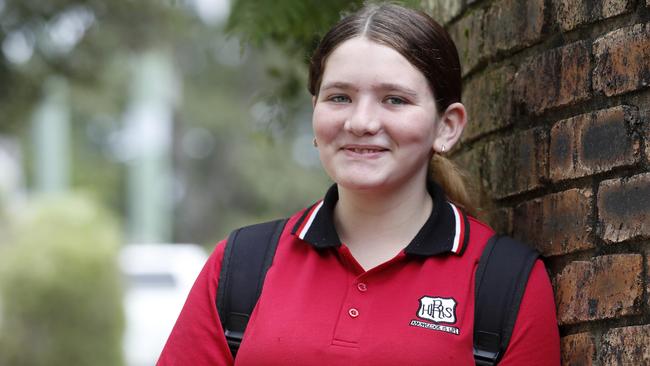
[331,271,372,348]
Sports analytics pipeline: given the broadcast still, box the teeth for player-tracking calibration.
[351,148,381,153]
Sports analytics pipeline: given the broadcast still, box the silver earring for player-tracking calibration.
[313,138,318,147]
[441,145,446,153]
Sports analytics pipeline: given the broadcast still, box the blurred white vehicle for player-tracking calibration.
[119,243,208,366]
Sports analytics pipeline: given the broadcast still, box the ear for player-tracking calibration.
[433,102,467,153]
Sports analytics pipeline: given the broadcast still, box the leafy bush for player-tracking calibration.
[0,193,124,366]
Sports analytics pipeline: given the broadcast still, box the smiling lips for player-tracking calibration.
[341,145,389,157]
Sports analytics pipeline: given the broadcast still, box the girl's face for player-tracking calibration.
[312,37,442,193]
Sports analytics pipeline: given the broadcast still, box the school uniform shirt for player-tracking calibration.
[158,183,560,365]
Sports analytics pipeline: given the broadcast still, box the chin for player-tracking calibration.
[334,174,393,192]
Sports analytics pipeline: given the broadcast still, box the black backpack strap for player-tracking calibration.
[215,218,288,358]
[473,235,540,366]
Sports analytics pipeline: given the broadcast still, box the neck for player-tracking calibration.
[334,177,432,250]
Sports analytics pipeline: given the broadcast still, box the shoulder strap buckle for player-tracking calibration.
[473,347,500,366]
[473,330,500,366]
[224,329,244,355]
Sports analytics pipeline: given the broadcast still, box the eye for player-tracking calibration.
[385,96,408,105]
[328,95,351,103]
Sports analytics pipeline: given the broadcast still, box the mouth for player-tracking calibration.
[341,145,389,156]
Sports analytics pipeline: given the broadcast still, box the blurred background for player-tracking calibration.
[0,0,419,365]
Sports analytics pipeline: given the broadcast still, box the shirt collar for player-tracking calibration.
[291,182,470,257]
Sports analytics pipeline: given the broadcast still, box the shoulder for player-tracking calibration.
[498,259,560,365]
[467,214,494,237]
[462,214,496,260]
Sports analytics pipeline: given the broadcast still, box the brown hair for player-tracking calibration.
[308,3,476,216]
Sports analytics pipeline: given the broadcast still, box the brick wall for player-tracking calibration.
[422,0,650,364]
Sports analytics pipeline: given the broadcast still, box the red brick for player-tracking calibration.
[514,189,593,257]
[647,251,650,310]
[481,205,513,236]
[452,144,508,228]
[601,0,633,17]
[512,198,543,249]
[448,8,485,76]
[555,0,589,31]
[484,0,545,55]
[450,147,486,219]
[549,118,575,181]
[600,325,650,365]
[451,147,483,187]
[514,41,591,115]
[554,254,643,325]
[598,173,650,243]
[593,23,650,97]
[549,106,640,181]
[461,66,515,142]
[645,109,650,163]
[485,129,547,198]
[576,106,640,173]
[555,0,633,32]
[561,333,595,366]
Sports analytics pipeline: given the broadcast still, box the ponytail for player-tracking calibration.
[429,154,478,218]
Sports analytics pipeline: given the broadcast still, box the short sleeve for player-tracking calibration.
[157,240,233,366]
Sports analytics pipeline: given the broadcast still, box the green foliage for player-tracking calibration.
[213,130,331,240]
[0,193,124,366]
[227,0,424,56]
[225,0,425,118]
[227,0,361,58]
[0,0,199,218]
[173,51,331,244]
[0,0,193,134]
[225,0,361,122]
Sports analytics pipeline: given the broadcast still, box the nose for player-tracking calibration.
[344,97,381,136]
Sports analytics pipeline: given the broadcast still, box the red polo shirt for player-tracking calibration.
[158,184,560,365]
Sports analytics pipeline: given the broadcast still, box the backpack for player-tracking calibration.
[215,219,539,366]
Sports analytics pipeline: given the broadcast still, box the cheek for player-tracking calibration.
[390,119,436,147]
[312,106,341,142]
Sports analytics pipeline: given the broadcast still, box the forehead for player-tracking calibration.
[320,37,430,93]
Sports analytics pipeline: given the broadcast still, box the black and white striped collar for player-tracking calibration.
[291,182,470,257]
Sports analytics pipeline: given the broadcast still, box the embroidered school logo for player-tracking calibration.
[410,296,460,335]
[417,296,457,323]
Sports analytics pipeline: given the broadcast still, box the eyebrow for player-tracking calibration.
[377,83,419,98]
[320,81,358,92]
[320,81,419,99]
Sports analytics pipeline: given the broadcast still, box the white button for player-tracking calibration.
[348,308,359,318]
[357,283,367,292]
